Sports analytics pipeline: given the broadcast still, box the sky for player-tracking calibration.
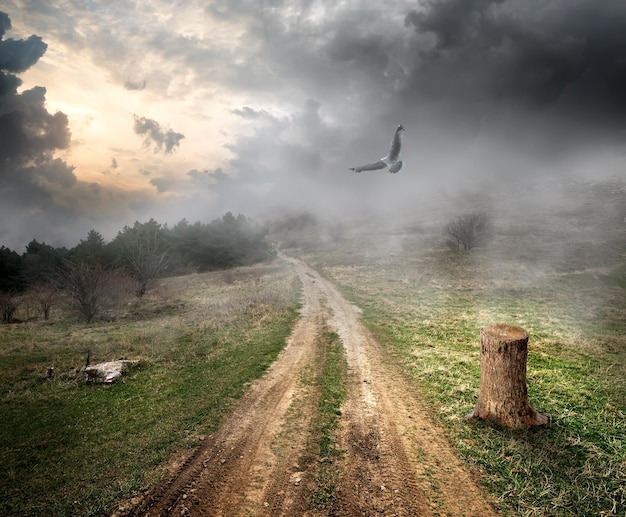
[1,0,626,250]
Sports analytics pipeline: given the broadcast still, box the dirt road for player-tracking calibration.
[118,254,498,516]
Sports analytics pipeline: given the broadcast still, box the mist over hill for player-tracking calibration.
[269,175,626,281]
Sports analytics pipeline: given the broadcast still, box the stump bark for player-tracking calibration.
[466,323,547,429]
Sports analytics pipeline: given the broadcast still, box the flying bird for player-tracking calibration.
[350,124,404,174]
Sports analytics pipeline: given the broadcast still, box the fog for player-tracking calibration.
[0,2,625,253]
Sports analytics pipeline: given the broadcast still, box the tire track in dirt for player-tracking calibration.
[116,256,325,517]
[305,258,500,517]
[115,254,499,516]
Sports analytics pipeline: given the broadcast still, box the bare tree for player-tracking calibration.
[113,220,169,297]
[445,210,492,251]
[29,284,57,321]
[0,291,19,324]
[56,261,115,323]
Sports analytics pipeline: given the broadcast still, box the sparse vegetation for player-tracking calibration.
[0,261,300,516]
[28,283,57,320]
[55,261,123,322]
[311,331,347,510]
[445,210,492,250]
[0,290,19,323]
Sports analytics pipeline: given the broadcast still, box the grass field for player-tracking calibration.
[2,179,625,516]
[0,262,301,516]
[320,255,625,516]
[287,183,626,516]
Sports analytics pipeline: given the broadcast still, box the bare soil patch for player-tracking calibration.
[116,254,498,516]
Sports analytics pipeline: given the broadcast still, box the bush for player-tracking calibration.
[0,292,19,324]
[56,261,125,323]
[445,210,492,251]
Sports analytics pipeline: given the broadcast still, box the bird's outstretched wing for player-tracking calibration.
[387,125,404,162]
[349,160,387,173]
[349,124,404,173]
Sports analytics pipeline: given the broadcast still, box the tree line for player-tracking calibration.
[0,212,275,322]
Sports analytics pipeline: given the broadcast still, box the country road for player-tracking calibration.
[117,253,499,516]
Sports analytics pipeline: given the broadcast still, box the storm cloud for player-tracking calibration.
[0,13,65,169]
[0,13,75,235]
[0,12,157,249]
[133,115,185,154]
[0,11,47,73]
[401,0,626,152]
[0,1,625,249]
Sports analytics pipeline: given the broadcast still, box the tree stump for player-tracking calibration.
[466,323,548,429]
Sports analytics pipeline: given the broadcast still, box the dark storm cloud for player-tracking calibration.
[405,0,507,51]
[199,2,403,116]
[0,11,47,73]
[0,11,146,250]
[8,159,77,214]
[0,12,79,248]
[0,11,9,35]
[324,23,389,73]
[0,33,47,73]
[402,0,626,151]
[0,87,70,163]
[0,13,71,172]
[0,69,20,96]
[133,115,185,154]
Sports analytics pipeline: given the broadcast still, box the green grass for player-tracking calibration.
[311,331,348,510]
[0,262,301,516]
[296,234,626,517]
